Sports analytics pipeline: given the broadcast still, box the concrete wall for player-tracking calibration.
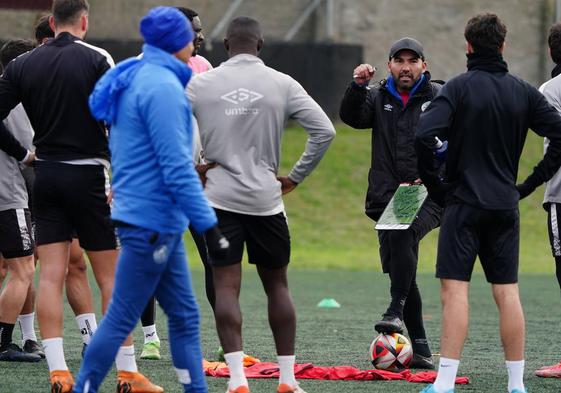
[0,0,555,85]
[0,0,319,42]
[88,0,320,42]
[336,0,553,86]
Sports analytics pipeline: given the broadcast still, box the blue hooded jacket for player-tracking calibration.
[89,44,217,234]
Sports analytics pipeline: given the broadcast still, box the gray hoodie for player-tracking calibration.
[187,54,335,215]
[541,74,561,205]
[0,104,33,211]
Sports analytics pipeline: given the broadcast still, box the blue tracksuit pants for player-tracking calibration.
[73,225,207,393]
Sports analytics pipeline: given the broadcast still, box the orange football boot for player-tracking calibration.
[226,385,250,393]
[50,370,74,393]
[277,383,307,393]
[116,371,164,392]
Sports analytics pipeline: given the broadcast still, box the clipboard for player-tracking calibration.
[375,184,428,230]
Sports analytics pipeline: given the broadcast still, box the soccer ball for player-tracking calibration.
[369,333,413,371]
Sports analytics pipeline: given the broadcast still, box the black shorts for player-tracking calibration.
[0,208,34,258]
[33,161,117,251]
[436,203,519,284]
[547,202,561,258]
[211,209,290,269]
[378,199,441,273]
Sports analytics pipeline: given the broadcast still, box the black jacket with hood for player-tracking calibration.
[340,71,441,220]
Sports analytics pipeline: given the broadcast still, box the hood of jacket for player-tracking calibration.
[89,44,193,124]
[379,71,433,99]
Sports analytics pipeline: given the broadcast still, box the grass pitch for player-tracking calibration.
[1,270,561,392]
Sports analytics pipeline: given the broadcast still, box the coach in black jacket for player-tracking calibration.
[415,14,561,393]
[340,37,440,369]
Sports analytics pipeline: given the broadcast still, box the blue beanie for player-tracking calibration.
[140,6,194,53]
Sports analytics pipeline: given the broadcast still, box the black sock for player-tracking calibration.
[412,338,431,358]
[403,282,431,357]
[141,297,156,327]
[0,322,15,349]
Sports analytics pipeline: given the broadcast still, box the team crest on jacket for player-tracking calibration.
[153,244,168,264]
[384,104,393,112]
[421,101,432,112]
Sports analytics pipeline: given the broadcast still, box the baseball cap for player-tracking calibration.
[388,37,424,60]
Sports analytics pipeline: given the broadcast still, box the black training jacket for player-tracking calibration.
[339,72,440,220]
[0,32,113,161]
[416,52,561,210]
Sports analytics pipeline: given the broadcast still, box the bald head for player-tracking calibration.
[224,16,263,57]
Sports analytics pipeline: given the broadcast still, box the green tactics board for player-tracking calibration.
[375,184,428,230]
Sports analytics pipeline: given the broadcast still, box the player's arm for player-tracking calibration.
[339,64,376,129]
[284,79,336,192]
[186,80,217,186]
[98,50,115,72]
[191,116,218,186]
[92,51,115,133]
[0,63,32,163]
[141,80,217,234]
[518,87,561,198]
[91,49,115,131]
[415,82,456,204]
[540,85,561,184]
[0,121,31,162]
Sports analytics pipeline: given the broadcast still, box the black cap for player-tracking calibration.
[388,37,424,60]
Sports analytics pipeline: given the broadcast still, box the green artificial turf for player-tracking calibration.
[2,270,561,392]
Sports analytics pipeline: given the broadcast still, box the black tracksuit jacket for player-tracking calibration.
[0,32,112,162]
[340,72,440,220]
[416,52,561,210]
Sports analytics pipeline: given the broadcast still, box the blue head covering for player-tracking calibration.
[140,6,194,53]
[89,6,194,124]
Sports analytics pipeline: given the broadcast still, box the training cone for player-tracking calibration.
[317,298,341,308]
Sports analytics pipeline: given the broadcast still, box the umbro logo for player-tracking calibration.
[221,88,264,105]
[384,104,393,112]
